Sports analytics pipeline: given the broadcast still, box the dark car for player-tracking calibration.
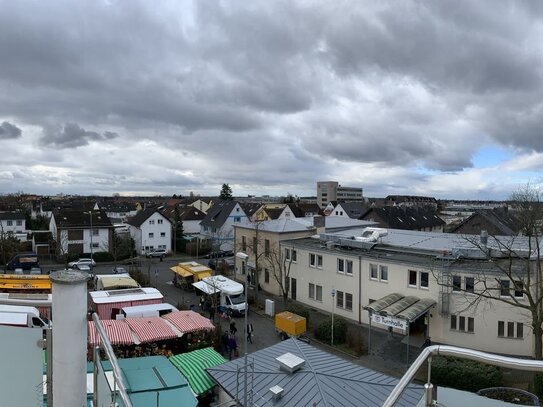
[205,250,233,259]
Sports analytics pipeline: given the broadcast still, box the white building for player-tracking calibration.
[0,212,27,241]
[126,208,172,254]
[49,210,113,255]
[272,227,538,357]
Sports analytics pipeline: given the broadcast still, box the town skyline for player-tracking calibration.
[1,1,542,200]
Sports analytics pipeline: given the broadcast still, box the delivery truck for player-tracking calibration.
[192,275,246,317]
[6,252,40,272]
[0,305,50,328]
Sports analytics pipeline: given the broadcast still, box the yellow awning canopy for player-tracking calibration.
[170,266,194,278]
[193,271,212,282]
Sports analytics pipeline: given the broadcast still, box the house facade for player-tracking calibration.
[257,228,537,357]
[126,209,172,254]
[200,201,252,251]
[0,212,27,241]
[49,210,113,255]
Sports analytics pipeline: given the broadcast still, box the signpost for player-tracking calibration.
[331,288,336,346]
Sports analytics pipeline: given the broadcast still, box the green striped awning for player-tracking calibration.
[169,347,227,395]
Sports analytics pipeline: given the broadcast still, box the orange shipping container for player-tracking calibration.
[275,311,306,336]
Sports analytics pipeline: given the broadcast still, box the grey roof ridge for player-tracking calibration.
[292,339,330,407]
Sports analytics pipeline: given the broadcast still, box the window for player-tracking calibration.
[514,281,524,298]
[465,277,474,293]
[92,242,99,248]
[468,317,474,333]
[498,321,523,339]
[451,314,474,333]
[420,272,429,289]
[500,280,510,297]
[6,220,12,226]
[265,240,270,257]
[285,248,290,260]
[370,264,378,280]
[160,232,166,237]
[149,233,154,238]
[408,270,417,287]
[345,293,353,311]
[379,265,388,282]
[309,283,315,299]
[452,276,461,292]
[158,219,163,224]
[264,268,270,284]
[336,290,344,308]
[92,229,99,236]
[158,245,166,249]
[450,315,457,330]
[234,217,241,222]
[149,220,155,225]
[242,236,247,252]
[316,285,323,301]
[346,260,353,275]
[309,253,316,267]
[337,258,345,273]
[459,316,465,331]
[16,220,22,226]
[292,250,297,262]
[317,255,323,269]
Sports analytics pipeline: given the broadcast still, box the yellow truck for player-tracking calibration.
[275,311,309,342]
[0,274,52,293]
[170,261,213,290]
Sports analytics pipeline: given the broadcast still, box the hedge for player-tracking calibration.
[315,316,347,345]
[431,356,503,392]
[286,304,310,325]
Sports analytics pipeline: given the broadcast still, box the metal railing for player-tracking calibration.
[91,313,134,407]
[383,345,543,407]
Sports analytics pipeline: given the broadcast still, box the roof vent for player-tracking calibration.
[269,385,284,401]
[276,352,305,374]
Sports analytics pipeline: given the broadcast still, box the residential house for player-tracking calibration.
[450,208,520,235]
[252,204,297,222]
[322,201,338,216]
[49,209,113,256]
[160,204,207,235]
[126,208,172,254]
[295,203,323,217]
[31,231,53,256]
[331,202,367,218]
[97,202,138,223]
[0,212,27,241]
[360,206,445,232]
[273,228,537,357]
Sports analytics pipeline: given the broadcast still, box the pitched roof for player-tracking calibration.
[200,201,241,228]
[52,209,112,228]
[161,205,207,222]
[336,202,368,218]
[0,211,25,221]
[207,338,422,407]
[126,208,171,227]
[239,202,261,217]
[295,203,324,216]
[235,218,316,233]
[264,207,284,220]
[451,208,519,235]
[360,207,444,230]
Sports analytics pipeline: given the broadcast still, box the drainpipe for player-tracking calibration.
[358,255,362,324]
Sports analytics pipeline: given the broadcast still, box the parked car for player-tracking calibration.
[146,249,167,258]
[112,266,127,274]
[68,258,96,269]
[205,250,233,259]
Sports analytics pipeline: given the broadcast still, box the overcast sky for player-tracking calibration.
[1,1,542,200]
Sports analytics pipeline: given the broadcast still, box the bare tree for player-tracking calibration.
[266,241,294,304]
[241,219,266,305]
[433,184,543,358]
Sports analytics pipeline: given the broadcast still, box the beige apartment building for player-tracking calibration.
[261,228,535,357]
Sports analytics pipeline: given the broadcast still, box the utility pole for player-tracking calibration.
[331,288,336,346]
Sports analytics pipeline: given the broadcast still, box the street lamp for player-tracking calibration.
[236,251,249,407]
[85,210,94,275]
[331,288,336,346]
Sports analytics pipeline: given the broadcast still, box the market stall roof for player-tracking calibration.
[192,280,220,295]
[88,320,136,346]
[163,311,215,333]
[363,293,436,323]
[170,347,226,395]
[170,266,193,278]
[99,277,140,290]
[124,317,179,343]
[193,271,212,282]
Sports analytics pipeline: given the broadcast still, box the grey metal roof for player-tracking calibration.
[207,339,423,407]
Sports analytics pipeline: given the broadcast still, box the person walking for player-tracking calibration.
[227,334,238,360]
[229,319,237,335]
[247,322,254,344]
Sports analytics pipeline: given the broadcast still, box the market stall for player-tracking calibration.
[87,320,136,346]
[124,317,179,343]
[163,311,215,333]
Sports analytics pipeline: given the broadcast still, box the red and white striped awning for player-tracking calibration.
[124,317,178,343]
[88,320,135,346]
[163,311,215,333]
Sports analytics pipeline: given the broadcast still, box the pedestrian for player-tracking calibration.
[199,295,205,310]
[230,319,237,335]
[227,334,238,360]
[209,304,216,322]
[247,323,254,344]
[221,331,229,355]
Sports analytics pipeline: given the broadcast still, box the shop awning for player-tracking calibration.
[88,320,136,346]
[124,317,179,343]
[192,280,220,295]
[193,271,212,282]
[170,266,193,278]
[169,347,226,395]
[364,293,436,323]
[163,311,215,333]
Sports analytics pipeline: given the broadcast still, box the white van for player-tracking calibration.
[0,305,50,328]
[119,303,178,319]
[193,276,246,316]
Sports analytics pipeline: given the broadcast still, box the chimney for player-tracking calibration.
[480,230,488,247]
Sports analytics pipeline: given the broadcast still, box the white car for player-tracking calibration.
[146,249,167,258]
[68,258,96,269]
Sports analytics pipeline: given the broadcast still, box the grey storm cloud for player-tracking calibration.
[0,121,22,139]
[40,123,119,149]
[1,1,543,197]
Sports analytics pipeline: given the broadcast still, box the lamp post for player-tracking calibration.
[86,210,94,275]
[236,251,249,407]
[331,288,336,346]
